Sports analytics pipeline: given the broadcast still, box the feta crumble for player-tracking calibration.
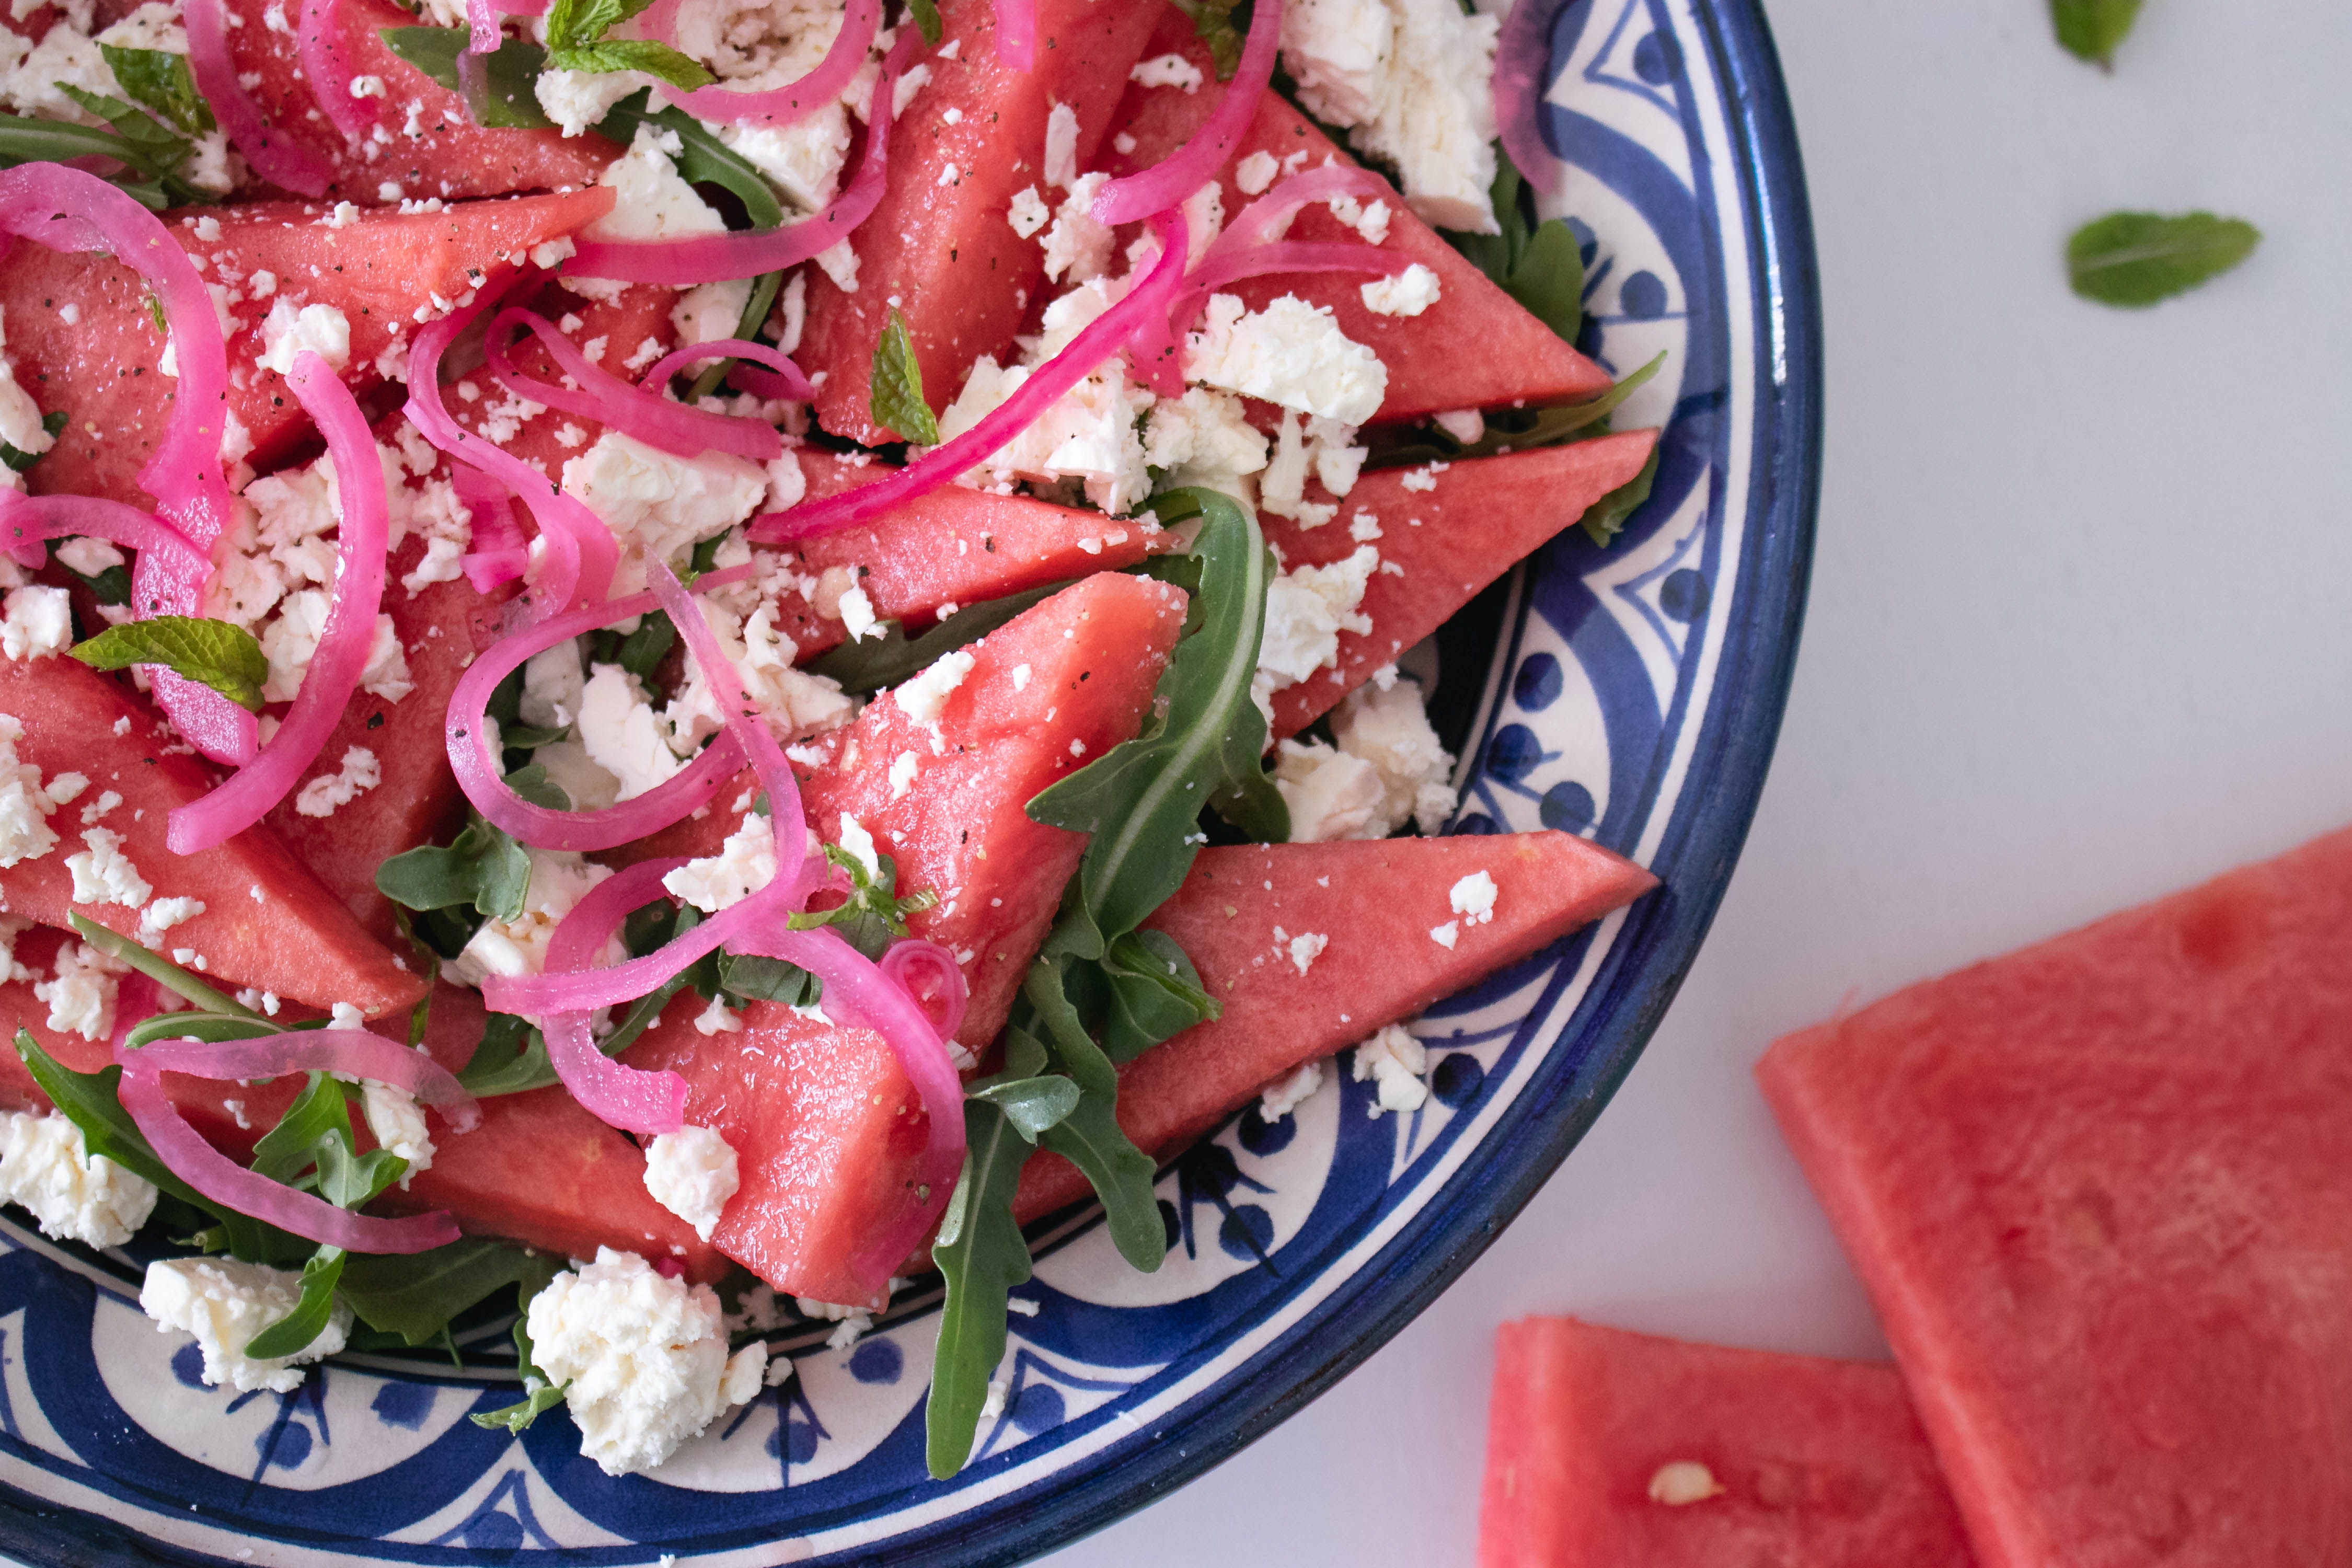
[643,1125,741,1242]
[663,811,777,914]
[0,586,71,661]
[35,941,121,1041]
[141,1256,353,1393]
[1351,1021,1428,1114]
[1450,868,1497,925]
[293,745,382,818]
[1130,52,1203,91]
[257,299,353,376]
[0,1110,158,1247]
[1361,262,1442,318]
[1184,293,1387,424]
[893,648,975,728]
[451,848,618,988]
[1258,1059,1323,1121]
[66,826,151,909]
[561,432,768,595]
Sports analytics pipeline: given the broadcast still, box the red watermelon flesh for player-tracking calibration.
[266,535,517,941]
[798,0,1166,444]
[9,189,613,511]
[621,569,1190,1054]
[1265,432,1658,739]
[1757,825,2352,1568]
[1014,829,1655,1218]
[226,0,619,202]
[1479,1316,1976,1568]
[1104,15,1614,424]
[0,655,423,1017]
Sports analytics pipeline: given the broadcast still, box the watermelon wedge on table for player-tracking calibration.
[1104,13,1615,423]
[1758,825,2352,1568]
[8,190,612,510]
[798,0,1165,444]
[226,0,618,201]
[0,655,422,1017]
[1266,433,1658,739]
[1479,1317,1976,1568]
[1015,830,1654,1217]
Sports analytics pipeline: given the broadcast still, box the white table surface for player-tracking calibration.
[1044,2,2352,1562]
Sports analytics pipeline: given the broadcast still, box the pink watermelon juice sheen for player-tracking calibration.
[0,656,422,1016]
[1014,831,1656,1218]
[228,0,619,201]
[1759,824,2352,1568]
[1264,432,1657,739]
[1479,1317,1978,1568]
[6,190,613,511]
[798,0,1166,444]
[1105,10,1616,423]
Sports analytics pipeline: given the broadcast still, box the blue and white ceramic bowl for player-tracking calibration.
[0,1,1817,1561]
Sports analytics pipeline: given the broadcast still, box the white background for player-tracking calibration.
[1046,2,2352,1561]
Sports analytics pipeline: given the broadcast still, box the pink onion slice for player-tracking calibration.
[1092,0,1281,226]
[480,884,766,1017]
[109,973,163,1058]
[0,492,211,573]
[537,858,690,1135]
[878,937,967,1044]
[443,566,759,850]
[638,340,817,403]
[118,1062,462,1252]
[186,0,334,198]
[1492,0,1566,202]
[166,353,389,856]
[752,207,1189,543]
[735,923,963,1290]
[453,465,532,592]
[485,308,783,462]
[663,0,880,125]
[1208,163,1392,260]
[994,0,1035,73]
[136,1032,481,1133]
[569,28,916,285]
[299,0,379,140]
[464,0,501,51]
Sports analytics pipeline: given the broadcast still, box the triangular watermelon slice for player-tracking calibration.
[1014,829,1655,1217]
[1479,1317,1977,1568]
[227,0,619,202]
[0,655,424,1017]
[1264,432,1657,739]
[8,189,611,510]
[1104,14,1615,423]
[798,0,1167,444]
[1757,825,2352,1568]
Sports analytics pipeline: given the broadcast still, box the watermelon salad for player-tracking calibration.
[0,0,1662,1481]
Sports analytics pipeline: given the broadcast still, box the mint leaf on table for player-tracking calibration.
[870,307,940,446]
[2049,0,2141,68]
[70,615,268,712]
[2066,211,2261,306]
[99,45,213,135]
[925,1098,1040,1478]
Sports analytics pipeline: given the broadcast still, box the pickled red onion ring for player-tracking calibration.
[1492,0,1567,202]
[751,206,1189,543]
[485,308,782,461]
[878,937,967,1043]
[0,492,209,573]
[1207,164,1393,261]
[166,353,388,856]
[135,1032,481,1133]
[662,0,879,125]
[538,859,691,1134]
[452,466,530,592]
[994,0,1035,73]
[299,0,379,140]
[117,1063,462,1252]
[638,340,817,403]
[186,0,333,198]
[1091,0,1280,226]
[568,29,916,285]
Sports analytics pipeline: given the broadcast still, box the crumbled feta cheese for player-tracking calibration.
[360,1080,434,1176]
[1,21,115,124]
[256,299,353,376]
[573,664,685,803]
[96,4,186,54]
[587,125,731,244]
[0,306,53,465]
[293,744,382,818]
[1259,1059,1324,1121]
[1041,171,1115,285]
[1432,408,1483,444]
[451,847,618,988]
[893,648,974,727]
[663,810,777,913]
[1185,293,1387,424]
[53,536,121,579]
[1272,740,1384,843]
[1361,262,1442,317]
[643,1125,740,1242]
[141,1256,353,1394]
[836,583,881,641]
[1327,676,1456,832]
[258,595,411,705]
[937,353,1152,516]
[1144,386,1269,509]
[561,432,767,594]
[0,1110,158,1246]
[693,994,742,1035]
[0,713,61,866]
[137,895,205,944]
[835,812,880,880]
[656,596,858,756]
[1129,52,1203,91]
[672,277,755,348]
[1043,99,1080,190]
[1351,1021,1427,1114]
[1007,185,1051,240]
[1429,920,1458,949]
[813,238,860,294]
[35,941,120,1041]
[1287,930,1328,975]
[1235,150,1282,195]
[66,826,150,909]
[535,65,652,137]
[526,1248,765,1477]
[0,586,71,661]
[1254,545,1379,706]
[1450,868,1497,925]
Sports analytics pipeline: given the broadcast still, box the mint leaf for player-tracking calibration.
[1578,443,1658,549]
[99,45,213,135]
[925,1100,1035,1478]
[55,83,192,173]
[869,307,939,446]
[2050,0,2140,67]
[377,816,534,925]
[341,1240,561,1347]
[715,950,822,1008]
[244,1245,345,1360]
[549,37,713,87]
[3,409,67,475]
[379,25,554,128]
[71,616,267,713]
[2066,211,2261,307]
[787,844,937,959]
[379,23,472,87]
[543,0,643,52]
[905,0,942,46]
[1165,0,1241,78]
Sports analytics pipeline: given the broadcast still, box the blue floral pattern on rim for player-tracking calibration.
[0,0,1818,1561]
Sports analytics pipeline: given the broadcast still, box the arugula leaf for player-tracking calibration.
[1578,443,1658,548]
[248,1072,356,1186]
[592,93,785,228]
[2049,0,2140,67]
[500,762,570,812]
[869,307,940,446]
[3,410,68,475]
[244,1246,345,1360]
[472,1303,569,1433]
[99,45,213,135]
[341,1240,561,1346]
[1165,0,1242,78]
[458,1012,556,1097]
[1024,489,1271,953]
[1020,965,1163,1268]
[312,1127,407,1209]
[1093,929,1216,1064]
[2066,211,2261,307]
[68,913,257,1017]
[70,616,268,712]
[925,1100,1036,1478]
[803,579,1070,695]
[683,268,786,403]
[968,1074,1081,1139]
[904,0,943,47]
[1449,159,1585,341]
[377,816,534,926]
[122,1010,286,1049]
